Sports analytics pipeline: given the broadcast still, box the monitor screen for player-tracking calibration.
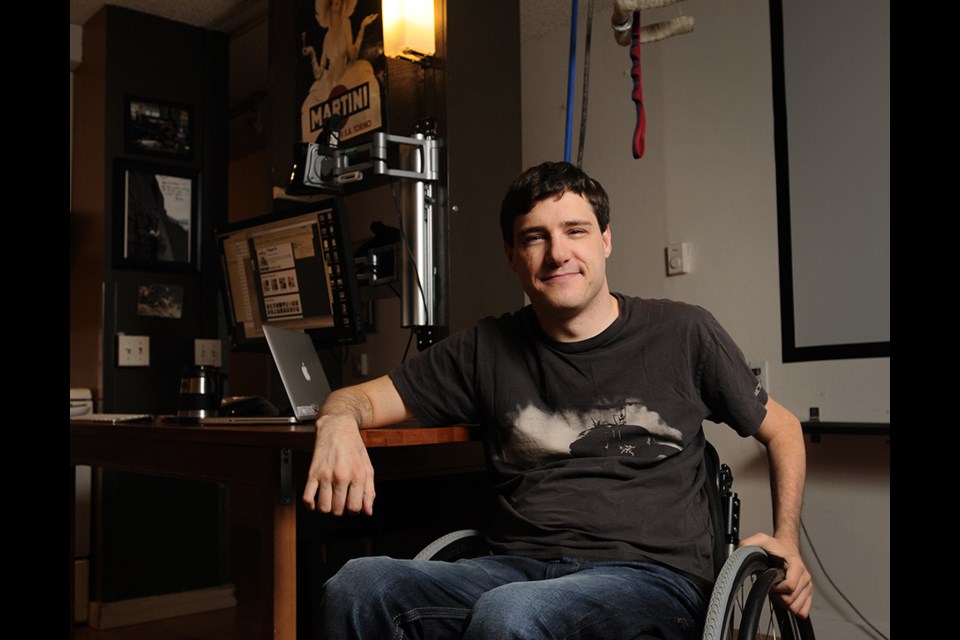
[216,197,365,350]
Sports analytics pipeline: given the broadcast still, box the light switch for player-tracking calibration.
[195,339,222,367]
[117,335,150,367]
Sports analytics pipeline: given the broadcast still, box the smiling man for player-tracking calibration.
[304,161,812,640]
[506,188,616,339]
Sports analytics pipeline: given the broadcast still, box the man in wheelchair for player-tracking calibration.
[302,161,813,639]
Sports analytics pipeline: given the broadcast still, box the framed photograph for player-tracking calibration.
[114,160,199,272]
[124,96,194,158]
[137,283,185,319]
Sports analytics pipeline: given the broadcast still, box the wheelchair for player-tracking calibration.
[414,441,815,640]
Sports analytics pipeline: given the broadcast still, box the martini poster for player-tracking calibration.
[296,0,386,145]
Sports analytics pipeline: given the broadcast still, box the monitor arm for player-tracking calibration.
[287,118,442,342]
[288,124,441,193]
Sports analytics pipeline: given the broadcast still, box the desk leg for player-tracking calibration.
[256,449,298,640]
[272,498,297,640]
[268,448,296,640]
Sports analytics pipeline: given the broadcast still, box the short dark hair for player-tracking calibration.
[499,161,611,246]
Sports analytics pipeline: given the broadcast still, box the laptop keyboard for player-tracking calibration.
[71,413,153,424]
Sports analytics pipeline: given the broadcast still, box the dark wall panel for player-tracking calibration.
[73,5,230,606]
[97,7,228,414]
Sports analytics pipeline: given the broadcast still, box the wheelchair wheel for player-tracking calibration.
[413,529,489,562]
[702,546,815,640]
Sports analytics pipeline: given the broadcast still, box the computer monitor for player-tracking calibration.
[215,197,365,350]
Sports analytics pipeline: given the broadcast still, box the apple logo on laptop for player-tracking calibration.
[301,361,312,381]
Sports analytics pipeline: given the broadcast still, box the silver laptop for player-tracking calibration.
[200,325,332,425]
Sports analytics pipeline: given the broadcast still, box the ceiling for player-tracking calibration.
[69,0,258,32]
[70,0,270,113]
[69,0,619,41]
[69,0,621,114]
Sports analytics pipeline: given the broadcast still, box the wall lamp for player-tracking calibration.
[382,0,436,64]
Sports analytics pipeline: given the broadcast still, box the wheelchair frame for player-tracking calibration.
[414,441,815,640]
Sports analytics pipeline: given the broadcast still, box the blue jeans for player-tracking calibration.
[318,555,708,640]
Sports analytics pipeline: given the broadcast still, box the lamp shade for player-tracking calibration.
[382,0,436,59]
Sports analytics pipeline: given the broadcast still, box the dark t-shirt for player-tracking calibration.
[389,293,768,584]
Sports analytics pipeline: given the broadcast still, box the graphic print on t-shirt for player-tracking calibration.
[504,399,683,468]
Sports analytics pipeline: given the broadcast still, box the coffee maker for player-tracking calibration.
[177,365,222,418]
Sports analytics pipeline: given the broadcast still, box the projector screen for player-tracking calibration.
[770,0,890,362]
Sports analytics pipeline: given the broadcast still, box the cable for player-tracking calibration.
[744,438,888,638]
[564,0,578,162]
[799,518,889,640]
[401,327,415,364]
[576,0,595,168]
[326,344,347,366]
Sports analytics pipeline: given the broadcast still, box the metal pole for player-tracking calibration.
[399,133,435,328]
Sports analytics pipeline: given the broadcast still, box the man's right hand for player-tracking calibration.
[301,414,376,516]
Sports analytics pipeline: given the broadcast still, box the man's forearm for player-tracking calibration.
[756,398,807,544]
[316,375,414,431]
[766,422,806,544]
[745,397,814,618]
[303,375,411,515]
[319,386,375,429]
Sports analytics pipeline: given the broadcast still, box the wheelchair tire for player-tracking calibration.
[702,546,815,640]
[413,529,488,562]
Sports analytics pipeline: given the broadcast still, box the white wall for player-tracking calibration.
[520,1,889,638]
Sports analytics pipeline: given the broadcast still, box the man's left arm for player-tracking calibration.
[740,396,814,619]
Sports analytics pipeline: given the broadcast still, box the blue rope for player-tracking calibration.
[564,0,578,162]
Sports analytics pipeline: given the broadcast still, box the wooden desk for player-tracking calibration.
[70,419,484,640]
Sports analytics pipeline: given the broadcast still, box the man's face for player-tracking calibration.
[505,190,612,319]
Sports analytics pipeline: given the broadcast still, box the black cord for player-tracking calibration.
[577,0,595,168]
[401,328,414,364]
[324,344,347,366]
[801,518,889,640]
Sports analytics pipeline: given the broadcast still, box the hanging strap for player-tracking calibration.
[564,0,579,162]
[630,10,646,159]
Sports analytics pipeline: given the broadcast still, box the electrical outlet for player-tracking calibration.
[353,353,369,377]
[117,335,150,367]
[749,360,769,394]
[194,339,222,367]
